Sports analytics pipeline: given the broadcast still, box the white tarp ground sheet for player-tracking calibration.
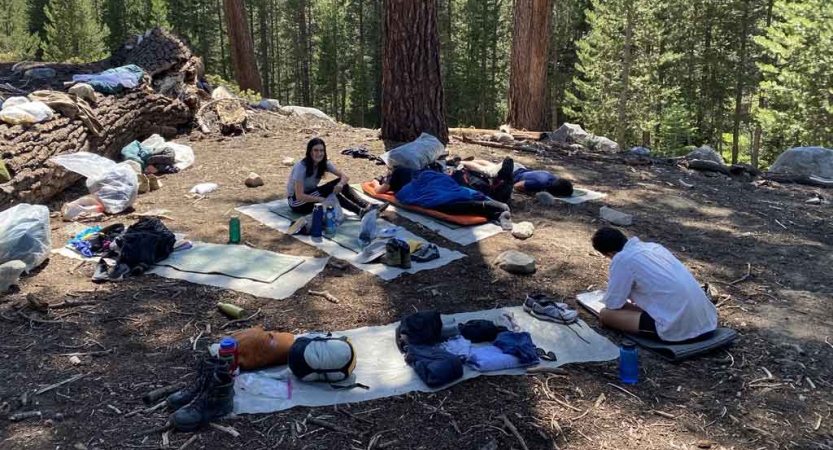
[52,244,328,300]
[232,306,620,414]
[236,200,466,281]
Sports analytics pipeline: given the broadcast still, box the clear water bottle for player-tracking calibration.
[323,205,336,238]
[619,340,638,384]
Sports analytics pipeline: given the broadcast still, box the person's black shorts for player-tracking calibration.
[638,312,659,337]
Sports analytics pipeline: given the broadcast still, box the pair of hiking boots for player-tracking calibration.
[383,239,411,269]
[167,357,235,431]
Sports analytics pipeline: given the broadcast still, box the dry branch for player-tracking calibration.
[309,290,340,304]
[497,414,528,450]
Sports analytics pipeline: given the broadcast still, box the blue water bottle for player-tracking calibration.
[619,340,639,384]
[310,203,324,239]
[323,205,336,238]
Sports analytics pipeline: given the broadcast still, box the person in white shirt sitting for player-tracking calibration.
[592,227,718,342]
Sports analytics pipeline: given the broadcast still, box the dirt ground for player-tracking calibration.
[1,113,831,450]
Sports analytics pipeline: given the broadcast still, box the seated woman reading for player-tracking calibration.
[592,227,717,342]
[370,167,512,228]
[286,138,380,233]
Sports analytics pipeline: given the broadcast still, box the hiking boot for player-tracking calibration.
[523,294,578,324]
[91,258,110,283]
[400,244,411,269]
[137,174,150,194]
[148,174,162,191]
[171,368,234,431]
[167,358,229,411]
[288,216,307,235]
[499,211,513,231]
[383,240,402,267]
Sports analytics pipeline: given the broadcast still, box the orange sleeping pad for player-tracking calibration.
[361,181,488,226]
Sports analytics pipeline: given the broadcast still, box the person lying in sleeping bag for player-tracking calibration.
[455,158,574,197]
[370,168,512,222]
[592,227,717,342]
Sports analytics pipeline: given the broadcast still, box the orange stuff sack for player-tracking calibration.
[231,326,295,370]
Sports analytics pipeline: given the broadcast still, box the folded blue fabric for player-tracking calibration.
[395,170,485,208]
[405,344,463,387]
[494,331,540,365]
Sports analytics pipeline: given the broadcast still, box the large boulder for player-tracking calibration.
[686,145,725,165]
[494,250,536,275]
[593,136,621,153]
[545,123,592,145]
[770,147,833,179]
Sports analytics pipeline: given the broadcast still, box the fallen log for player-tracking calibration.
[687,159,731,175]
[764,172,833,189]
[0,28,201,208]
[450,127,543,141]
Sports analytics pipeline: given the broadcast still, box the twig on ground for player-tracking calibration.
[377,440,400,449]
[814,413,823,431]
[308,417,362,437]
[9,411,42,421]
[825,336,833,350]
[106,404,122,415]
[730,263,752,286]
[220,308,262,330]
[49,299,99,309]
[162,431,170,447]
[606,383,643,403]
[19,311,66,324]
[134,421,173,437]
[570,393,605,421]
[178,434,198,450]
[651,410,675,419]
[309,290,340,304]
[209,422,240,437]
[35,374,85,396]
[774,219,788,229]
[60,348,114,357]
[142,383,186,405]
[497,414,529,450]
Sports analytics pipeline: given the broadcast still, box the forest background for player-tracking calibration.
[1,0,830,168]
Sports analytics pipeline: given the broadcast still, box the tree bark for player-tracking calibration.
[297,0,311,104]
[616,1,634,147]
[506,0,553,131]
[222,0,263,93]
[381,0,448,144]
[258,0,270,97]
[731,0,750,165]
[751,0,774,169]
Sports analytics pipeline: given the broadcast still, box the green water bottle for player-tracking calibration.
[228,217,241,244]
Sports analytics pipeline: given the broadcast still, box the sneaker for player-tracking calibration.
[108,263,130,281]
[288,216,307,235]
[499,211,513,231]
[523,294,578,324]
[91,258,110,283]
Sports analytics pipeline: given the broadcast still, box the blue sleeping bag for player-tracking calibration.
[395,170,485,208]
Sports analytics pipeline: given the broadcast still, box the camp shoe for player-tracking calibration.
[287,216,307,235]
[400,244,411,269]
[523,294,578,324]
[91,258,110,283]
[167,357,229,411]
[172,368,234,431]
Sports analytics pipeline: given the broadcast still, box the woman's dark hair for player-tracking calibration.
[303,138,328,178]
[547,179,574,197]
[592,227,628,255]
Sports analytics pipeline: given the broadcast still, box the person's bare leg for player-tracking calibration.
[459,160,496,174]
[599,307,642,333]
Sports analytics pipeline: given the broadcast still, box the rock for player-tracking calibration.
[491,131,514,144]
[211,85,237,100]
[215,99,247,135]
[511,221,534,240]
[686,145,725,165]
[629,146,651,156]
[258,98,281,111]
[592,136,620,153]
[24,67,56,80]
[494,250,536,275]
[600,206,633,226]
[68,83,97,103]
[281,157,294,167]
[0,260,26,292]
[696,440,714,449]
[770,146,833,179]
[69,355,82,365]
[245,172,264,188]
[545,123,591,144]
[280,105,336,124]
[536,191,557,206]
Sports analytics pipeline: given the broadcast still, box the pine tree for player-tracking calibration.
[0,0,41,61]
[754,0,833,164]
[42,0,109,62]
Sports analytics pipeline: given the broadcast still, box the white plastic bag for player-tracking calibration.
[383,133,447,170]
[235,372,291,399]
[323,193,345,224]
[61,195,104,221]
[190,183,218,194]
[51,152,138,214]
[358,208,378,247]
[1,96,29,109]
[141,134,195,170]
[0,101,54,125]
[0,204,52,272]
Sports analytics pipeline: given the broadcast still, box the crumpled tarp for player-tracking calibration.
[71,64,144,95]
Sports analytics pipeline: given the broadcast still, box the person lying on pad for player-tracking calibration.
[592,227,717,342]
[370,167,513,228]
[286,137,379,217]
[455,158,574,197]
[447,157,516,204]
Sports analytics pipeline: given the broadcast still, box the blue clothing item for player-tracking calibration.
[72,65,144,94]
[395,170,485,208]
[68,226,102,245]
[72,241,93,258]
[121,140,151,168]
[404,344,464,388]
[513,169,558,193]
[467,345,531,372]
[493,331,540,365]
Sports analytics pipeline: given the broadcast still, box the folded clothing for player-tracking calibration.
[396,310,444,352]
[458,320,507,343]
[494,331,539,365]
[467,345,531,372]
[405,344,463,387]
[440,335,472,360]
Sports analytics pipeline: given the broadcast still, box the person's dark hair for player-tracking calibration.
[547,179,574,197]
[592,227,628,255]
[303,138,328,178]
[387,167,415,192]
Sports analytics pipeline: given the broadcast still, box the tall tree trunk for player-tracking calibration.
[506,0,553,131]
[297,0,311,104]
[731,0,750,165]
[358,0,366,127]
[616,1,634,148]
[222,0,263,93]
[381,0,449,144]
[751,0,775,169]
[216,0,228,78]
[258,0,270,97]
